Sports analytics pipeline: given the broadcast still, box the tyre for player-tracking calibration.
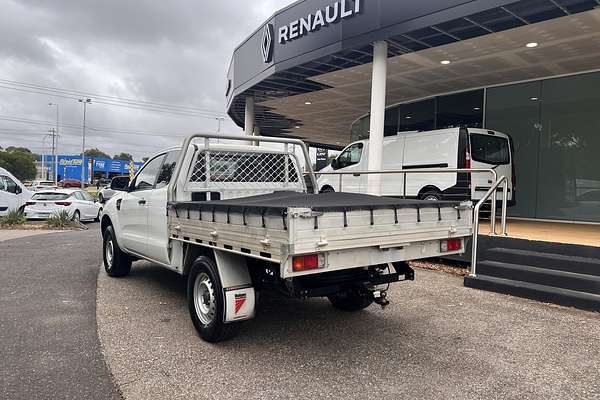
[72,210,81,222]
[98,194,104,203]
[187,256,240,342]
[328,288,373,311]
[103,225,132,277]
[320,186,334,193]
[94,208,102,222]
[420,191,442,201]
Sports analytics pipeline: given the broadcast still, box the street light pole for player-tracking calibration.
[78,98,91,189]
[48,103,59,185]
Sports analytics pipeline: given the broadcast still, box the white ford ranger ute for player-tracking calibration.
[100,133,472,342]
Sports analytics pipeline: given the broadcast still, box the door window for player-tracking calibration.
[335,143,363,169]
[131,155,165,191]
[155,151,179,189]
[0,175,18,193]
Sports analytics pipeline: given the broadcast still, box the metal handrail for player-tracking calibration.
[315,168,505,235]
[470,175,508,277]
[168,133,318,203]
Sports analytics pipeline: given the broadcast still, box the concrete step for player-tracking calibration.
[484,247,600,276]
[464,274,600,312]
[477,260,600,295]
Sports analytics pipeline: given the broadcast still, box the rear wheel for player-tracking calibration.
[420,190,442,201]
[328,288,373,311]
[72,210,81,222]
[187,256,240,342]
[320,186,335,193]
[103,225,132,277]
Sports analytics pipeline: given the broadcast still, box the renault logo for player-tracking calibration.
[261,24,273,63]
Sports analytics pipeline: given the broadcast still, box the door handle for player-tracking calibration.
[138,199,147,205]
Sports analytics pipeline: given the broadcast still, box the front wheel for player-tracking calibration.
[328,288,373,311]
[420,191,442,201]
[187,256,240,342]
[103,225,132,277]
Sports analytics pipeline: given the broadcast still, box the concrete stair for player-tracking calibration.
[464,237,600,312]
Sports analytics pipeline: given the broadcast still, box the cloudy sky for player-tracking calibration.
[0,0,293,160]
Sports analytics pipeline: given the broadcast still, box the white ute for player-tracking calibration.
[101,134,473,342]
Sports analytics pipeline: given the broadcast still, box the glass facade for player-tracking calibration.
[350,71,600,222]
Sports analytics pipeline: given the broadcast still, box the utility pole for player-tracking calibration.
[78,98,91,189]
[48,103,59,185]
[49,128,57,183]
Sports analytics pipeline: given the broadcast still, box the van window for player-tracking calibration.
[470,134,510,165]
[0,175,18,194]
[336,143,363,169]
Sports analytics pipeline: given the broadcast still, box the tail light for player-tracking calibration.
[292,254,321,272]
[441,239,462,252]
[25,201,36,206]
[55,201,72,206]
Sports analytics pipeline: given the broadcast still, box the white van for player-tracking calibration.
[0,167,33,216]
[317,127,515,204]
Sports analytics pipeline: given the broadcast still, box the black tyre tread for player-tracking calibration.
[103,225,132,277]
[328,290,373,311]
[420,190,442,201]
[187,256,240,342]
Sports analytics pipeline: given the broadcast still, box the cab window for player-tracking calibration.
[155,151,179,189]
[335,143,363,169]
[131,154,165,191]
[0,175,19,194]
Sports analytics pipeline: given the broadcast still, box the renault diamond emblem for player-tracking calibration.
[261,24,273,63]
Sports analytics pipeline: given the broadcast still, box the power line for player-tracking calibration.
[0,81,230,119]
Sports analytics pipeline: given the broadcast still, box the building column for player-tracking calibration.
[244,96,255,145]
[366,41,388,196]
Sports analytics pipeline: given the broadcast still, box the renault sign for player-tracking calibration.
[277,0,361,45]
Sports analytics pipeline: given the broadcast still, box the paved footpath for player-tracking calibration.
[0,225,121,400]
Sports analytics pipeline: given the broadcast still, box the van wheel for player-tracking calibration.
[420,191,442,201]
[103,225,132,277]
[187,256,240,342]
[328,288,373,311]
[320,186,334,193]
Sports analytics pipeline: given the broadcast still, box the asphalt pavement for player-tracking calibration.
[0,224,121,400]
[97,260,600,400]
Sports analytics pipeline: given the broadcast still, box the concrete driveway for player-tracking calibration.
[97,261,600,400]
[0,225,121,400]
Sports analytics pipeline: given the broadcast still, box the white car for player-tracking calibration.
[24,189,102,222]
[29,180,59,192]
[0,167,33,216]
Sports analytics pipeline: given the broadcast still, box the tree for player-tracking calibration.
[0,148,37,180]
[113,152,133,161]
[84,148,111,159]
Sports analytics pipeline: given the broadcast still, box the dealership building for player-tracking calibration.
[38,155,143,183]
[226,0,600,225]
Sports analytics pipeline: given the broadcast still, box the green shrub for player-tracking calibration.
[0,208,26,226]
[46,209,73,228]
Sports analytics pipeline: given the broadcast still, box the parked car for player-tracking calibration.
[317,127,515,204]
[0,167,33,216]
[24,189,102,222]
[59,179,82,188]
[98,175,128,203]
[29,180,59,192]
[97,177,112,187]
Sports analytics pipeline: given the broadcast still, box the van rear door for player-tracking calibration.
[469,129,513,202]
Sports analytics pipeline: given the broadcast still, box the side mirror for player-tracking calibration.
[110,176,130,191]
[331,158,339,170]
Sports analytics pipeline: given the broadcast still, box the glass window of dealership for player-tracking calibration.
[350,71,600,223]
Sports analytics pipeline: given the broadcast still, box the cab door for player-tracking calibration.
[146,150,179,264]
[119,154,165,255]
[331,142,365,193]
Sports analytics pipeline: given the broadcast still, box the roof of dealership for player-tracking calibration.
[226,0,600,148]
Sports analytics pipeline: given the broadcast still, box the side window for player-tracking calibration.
[80,191,93,202]
[132,155,165,191]
[73,192,84,200]
[0,175,19,194]
[155,151,179,189]
[336,143,363,169]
